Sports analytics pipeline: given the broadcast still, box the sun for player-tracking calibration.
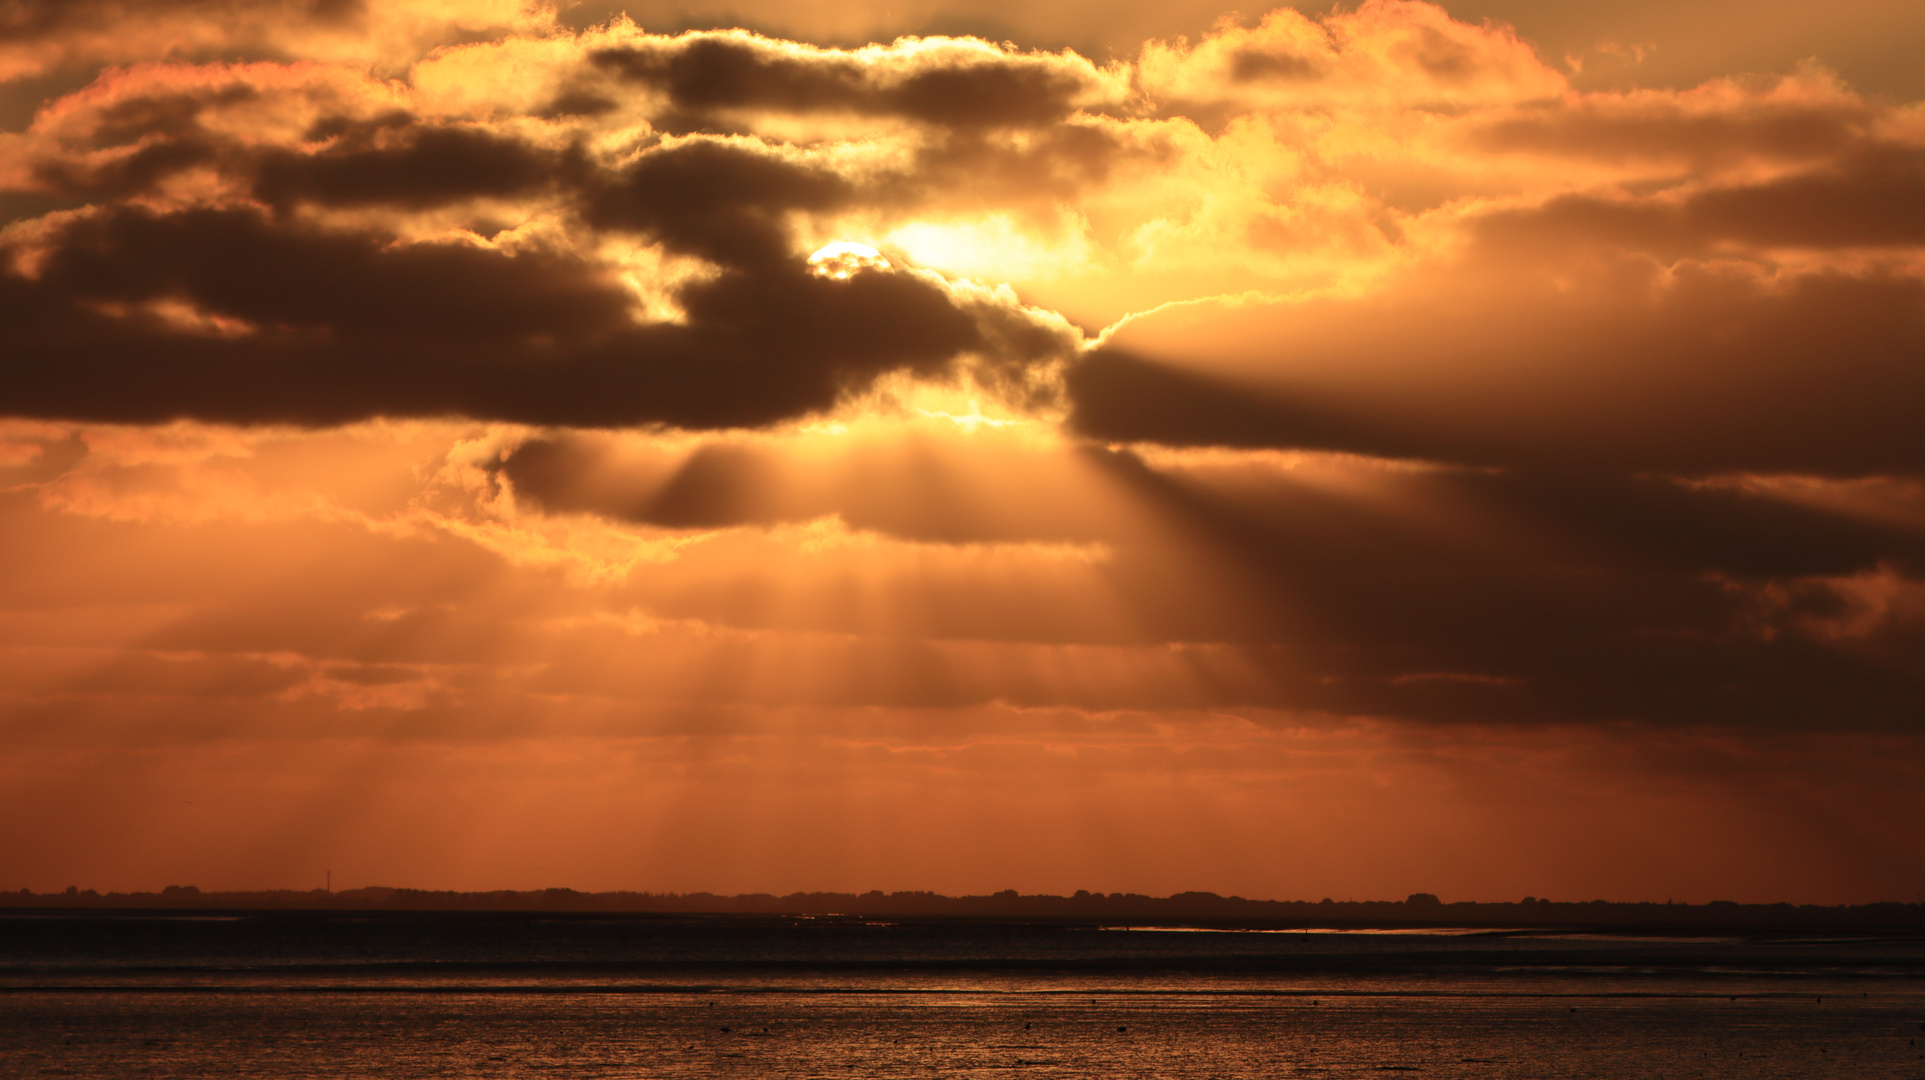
[807,241,890,280]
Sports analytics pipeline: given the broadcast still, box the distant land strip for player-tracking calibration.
[5,888,1924,931]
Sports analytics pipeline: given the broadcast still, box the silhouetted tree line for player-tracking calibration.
[5,884,1924,931]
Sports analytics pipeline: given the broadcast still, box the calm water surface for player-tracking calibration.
[2,913,1921,1078]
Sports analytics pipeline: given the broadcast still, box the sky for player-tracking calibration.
[1,0,1922,905]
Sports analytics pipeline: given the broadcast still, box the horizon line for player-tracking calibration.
[10,885,1924,911]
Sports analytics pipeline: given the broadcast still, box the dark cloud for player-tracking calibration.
[0,0,519,83]
[1075,447,1925,728]
[584,138,854,263]
[31,205,629,340]
[1472,94,1873,166]
[1067,349,1412,457]
[591,34,1098,130]
[30,133,225,200]
[539,89,618,119]
[253,124,567,209]
[0,0,311,40]
[506,426,1925,580]
[900,121,1130,206]
[86,85,259,145]
[1477,145,1925,253]
[1064,241,1925,725]
[0,193,1046,427]
[1453,471,1925,581]
[1683,146,1925,246]
[886,60,1093,130]
[22,86,258,201]
[503,436,778,529]
[1072,259,1925,476]
[22,99,567,211]
[13,69,1126,230]
[488,421,1925,725]
[494,428,1925,721]
[1,0,366,33]
[1394,23,1481,83]
[500,430,1123,545]
[0,67,1080,430]
[1229,48,1324,83]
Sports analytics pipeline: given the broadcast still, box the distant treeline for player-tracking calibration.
[5,885,1924,930]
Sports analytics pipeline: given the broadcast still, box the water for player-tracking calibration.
[3,913,1922,1078]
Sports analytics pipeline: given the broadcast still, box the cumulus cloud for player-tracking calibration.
[0,21,1116,429]
[1136,1,1566,112]
[590,31,1124,130]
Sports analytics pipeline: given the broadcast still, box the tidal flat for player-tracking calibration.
[2,912,1921,1078]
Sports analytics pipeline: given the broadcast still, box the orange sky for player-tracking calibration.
[2,0,1922,904]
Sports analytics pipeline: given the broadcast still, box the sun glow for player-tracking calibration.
[807,241,889,279]
[884,217,1089,283]
[916,400,1024,430]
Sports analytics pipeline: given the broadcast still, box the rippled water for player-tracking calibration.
[3,913,1922,1078]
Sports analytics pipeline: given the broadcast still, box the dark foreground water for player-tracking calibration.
[2,913,1922,1078]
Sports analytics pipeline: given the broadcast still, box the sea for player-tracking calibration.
[1,911,1921,1078]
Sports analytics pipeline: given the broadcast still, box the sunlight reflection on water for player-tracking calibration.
[4,978,1923,1079]
[3,917,1923,1078]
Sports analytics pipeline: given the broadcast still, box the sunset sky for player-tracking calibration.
[2,0,1923,905]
